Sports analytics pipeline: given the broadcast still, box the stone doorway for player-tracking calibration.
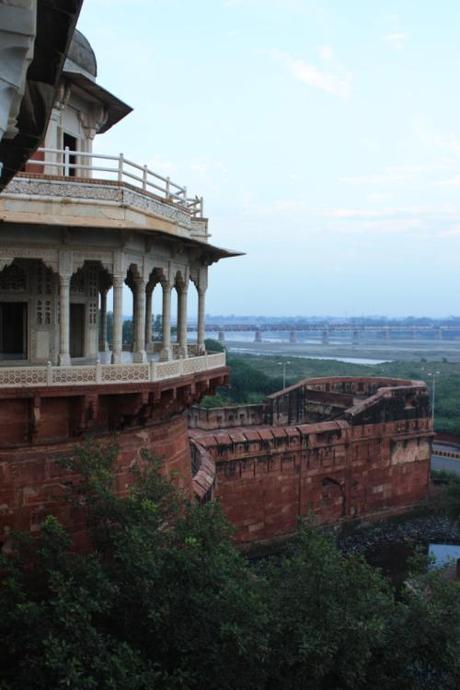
[70,303,85,357]
[0,303,27,359]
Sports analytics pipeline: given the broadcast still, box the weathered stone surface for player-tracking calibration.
[0,367,228,545]
[191,377,433,545]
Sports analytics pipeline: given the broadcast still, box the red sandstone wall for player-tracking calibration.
[194,418,432,544]
[0,412,192,546]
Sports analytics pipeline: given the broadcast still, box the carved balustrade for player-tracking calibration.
[0,353,226,388]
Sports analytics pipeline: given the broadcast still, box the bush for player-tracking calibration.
[1,444,460,689]
[204,338,225,353]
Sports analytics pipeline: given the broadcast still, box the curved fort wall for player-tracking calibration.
[0,366,228,548]
[190,377,433,545]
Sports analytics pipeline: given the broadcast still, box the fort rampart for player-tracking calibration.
[190,377,433,545]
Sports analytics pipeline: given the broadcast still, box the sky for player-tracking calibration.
[77,0,460,318]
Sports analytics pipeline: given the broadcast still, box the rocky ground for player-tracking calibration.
[338,514,460,555]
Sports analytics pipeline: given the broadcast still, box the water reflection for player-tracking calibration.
[365,541,460,587]
[429,543,460,568]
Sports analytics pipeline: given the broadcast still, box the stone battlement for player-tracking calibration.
[190,377,433,544]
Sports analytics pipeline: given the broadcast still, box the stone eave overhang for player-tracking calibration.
[0,1,84,191]
[63,70,133,133]
[0,174,244,262]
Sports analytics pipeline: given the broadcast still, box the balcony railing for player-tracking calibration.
[24,147,204,217]
[0,352,226,388]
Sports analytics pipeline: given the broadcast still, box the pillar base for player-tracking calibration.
[98,341,110,353]
[178,346,188,359]
[111,351,123,364]
[58,353,71,366]
[160,347,172,361]
[133,350,147,363]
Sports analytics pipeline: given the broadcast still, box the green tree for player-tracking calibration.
[0,445,267,690]
[122,317,133,347]
[1,444,460,689]
[264,526,394,689]
[204,337,225,353]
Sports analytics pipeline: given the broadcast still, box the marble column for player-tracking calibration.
[112,276,124,364]
[99,287,109,353]
[58,274,71,366]
[145,283,153,352]
[178,285,188,358]
[160,281,172,361]
[197,287,206,354]
[133,277,147,363]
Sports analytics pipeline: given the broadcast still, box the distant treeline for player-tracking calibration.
[204,315,460,326]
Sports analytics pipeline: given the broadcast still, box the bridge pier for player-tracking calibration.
[289,330,297,344]
[254,328,262,343]
[321,329,329,346]
[352,329,360,346]
[218,330,225,344]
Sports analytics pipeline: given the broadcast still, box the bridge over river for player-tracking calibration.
[188,323,460,345]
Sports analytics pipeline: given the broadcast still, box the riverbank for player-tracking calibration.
[224,338,460,363]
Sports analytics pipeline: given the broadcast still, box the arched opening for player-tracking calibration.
[190,269,207,356]
[145,268,165,356]
[124,265,139,354]
[0,258,58,364]
[70,260,112,361]
[173,270,188,358]
[0,262,28,359]
[171,283,179,350]
[321,476,346,518]
[188,282,197,353]
[98,271,113,361]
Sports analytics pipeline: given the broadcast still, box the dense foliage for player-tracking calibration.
[1,445,460,689]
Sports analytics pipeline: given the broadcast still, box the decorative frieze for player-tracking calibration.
[4,177,195,230]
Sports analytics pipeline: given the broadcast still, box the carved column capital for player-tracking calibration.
[58,273,71,288]
[112,275,125,289]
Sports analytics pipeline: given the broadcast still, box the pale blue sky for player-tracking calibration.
[78,0,460,317]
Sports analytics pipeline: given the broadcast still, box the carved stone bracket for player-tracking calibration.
[0,0,37,142]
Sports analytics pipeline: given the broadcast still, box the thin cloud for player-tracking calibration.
[415,123,460,157]
[326,206,459,220]
[383,31,409,48]
[340,163,453,186]
[318,44,334,62]
[324,205,460,238]
[437,176,460,187]
[340,172,411,185]
[271,49,351,99]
